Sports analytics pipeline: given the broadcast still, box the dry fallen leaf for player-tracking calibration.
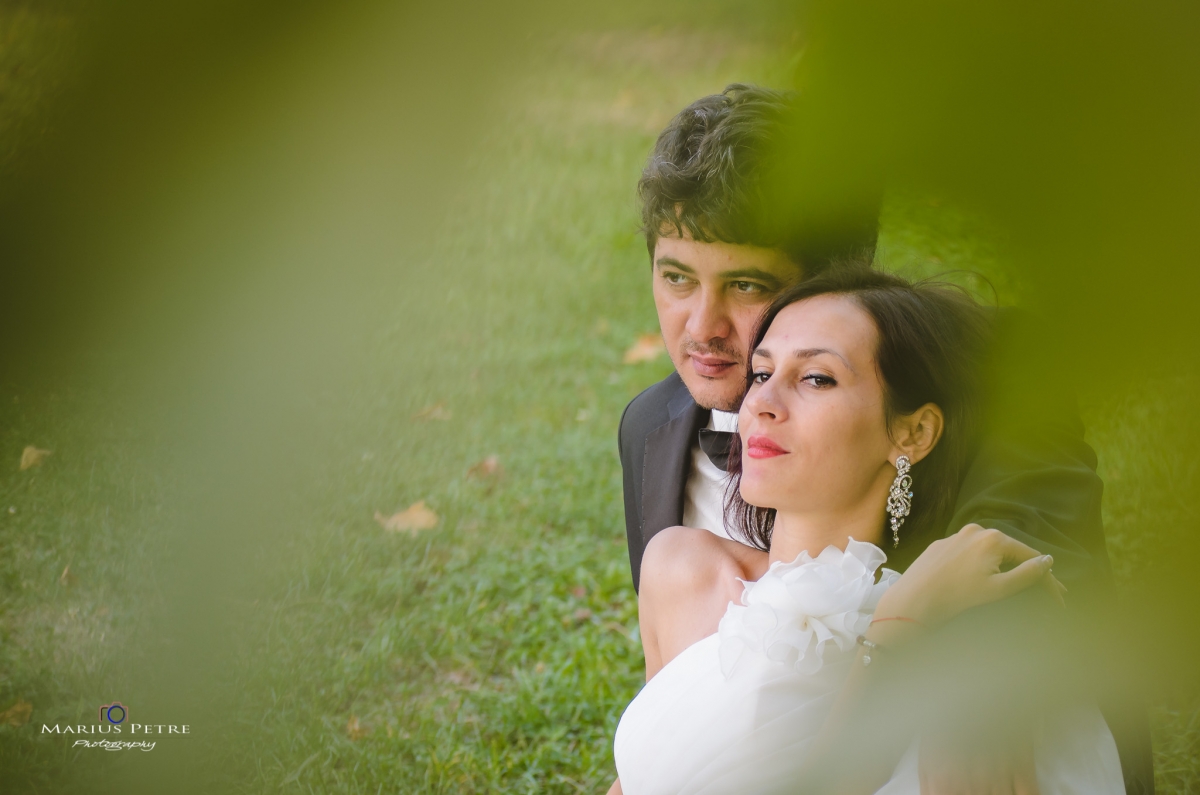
[345,716,369,741]
[19,446,51,471]
[467,455,503,479]
[412,402,452,421]
[58,565,78,587]
[562,607,594,627]
[374,501,440,535]
[623,333,665,364]
[0,699,32,727]
[443,670,481,691]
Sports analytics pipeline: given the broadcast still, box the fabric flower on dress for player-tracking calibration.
[717,539,899,678]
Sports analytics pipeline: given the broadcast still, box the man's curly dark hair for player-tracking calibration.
[638,84,878,270]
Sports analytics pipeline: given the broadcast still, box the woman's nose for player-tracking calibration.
[744,380,785,421]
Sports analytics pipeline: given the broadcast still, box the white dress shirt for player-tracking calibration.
[681,409,741,542]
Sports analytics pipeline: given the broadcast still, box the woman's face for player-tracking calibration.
[738,294,898,520]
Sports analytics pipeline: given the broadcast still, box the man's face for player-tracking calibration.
[651,233,802,412]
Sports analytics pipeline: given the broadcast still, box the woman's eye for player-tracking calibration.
[802,374,837,388]
[751,370,772,384]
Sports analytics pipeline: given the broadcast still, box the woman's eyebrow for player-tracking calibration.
[791,347,855,373]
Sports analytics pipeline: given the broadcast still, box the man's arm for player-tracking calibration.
[618,374,682,592]
[947,410,1109,594]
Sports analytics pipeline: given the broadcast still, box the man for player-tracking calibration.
[617,84,1153,794]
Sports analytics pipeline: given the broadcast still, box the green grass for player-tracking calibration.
[1,7,1198,795]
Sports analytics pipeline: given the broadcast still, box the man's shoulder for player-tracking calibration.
[619,371,691,452]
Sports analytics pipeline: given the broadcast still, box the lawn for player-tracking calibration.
[1,5,1197,795]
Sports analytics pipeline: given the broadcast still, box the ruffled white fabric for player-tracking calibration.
[613,540,1126,795]
[717,538,899,677]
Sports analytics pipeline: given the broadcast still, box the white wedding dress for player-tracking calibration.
[614,540,1125,795]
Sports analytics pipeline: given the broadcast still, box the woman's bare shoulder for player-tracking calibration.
[642,526,767,603]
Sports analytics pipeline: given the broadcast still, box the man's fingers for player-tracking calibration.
[992,554,1055,599]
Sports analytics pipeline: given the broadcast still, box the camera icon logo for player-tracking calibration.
[99,702,128,724]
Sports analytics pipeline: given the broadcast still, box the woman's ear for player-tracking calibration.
[891,403,944,465]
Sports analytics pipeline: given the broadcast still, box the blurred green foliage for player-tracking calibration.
[0,2,1196,793]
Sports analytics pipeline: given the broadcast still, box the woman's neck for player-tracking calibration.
[768,505,887,566]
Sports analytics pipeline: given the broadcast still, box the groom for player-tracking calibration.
[617,85,1153,794]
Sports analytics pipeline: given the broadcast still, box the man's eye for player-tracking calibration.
[663,271,691,285]
[802,374,837,388]
[731,281,765,294]
[751,370,772,384]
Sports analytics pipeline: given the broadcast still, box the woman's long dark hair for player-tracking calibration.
[723,264,991,568]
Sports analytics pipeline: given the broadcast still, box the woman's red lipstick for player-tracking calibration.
[745,435,788,459]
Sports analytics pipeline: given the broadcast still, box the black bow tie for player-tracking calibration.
[698,428,736,472]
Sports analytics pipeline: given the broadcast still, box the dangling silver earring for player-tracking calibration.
[887,456,913,547]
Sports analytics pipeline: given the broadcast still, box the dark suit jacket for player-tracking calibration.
[618,351,1155,793]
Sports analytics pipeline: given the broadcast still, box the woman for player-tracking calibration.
[609,267,1123,794]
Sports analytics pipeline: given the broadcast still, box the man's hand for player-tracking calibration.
[919,730,1040,795]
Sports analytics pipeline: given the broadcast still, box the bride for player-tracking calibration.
[609,266,1124,794]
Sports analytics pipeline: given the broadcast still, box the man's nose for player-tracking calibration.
[686,288,732,343]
